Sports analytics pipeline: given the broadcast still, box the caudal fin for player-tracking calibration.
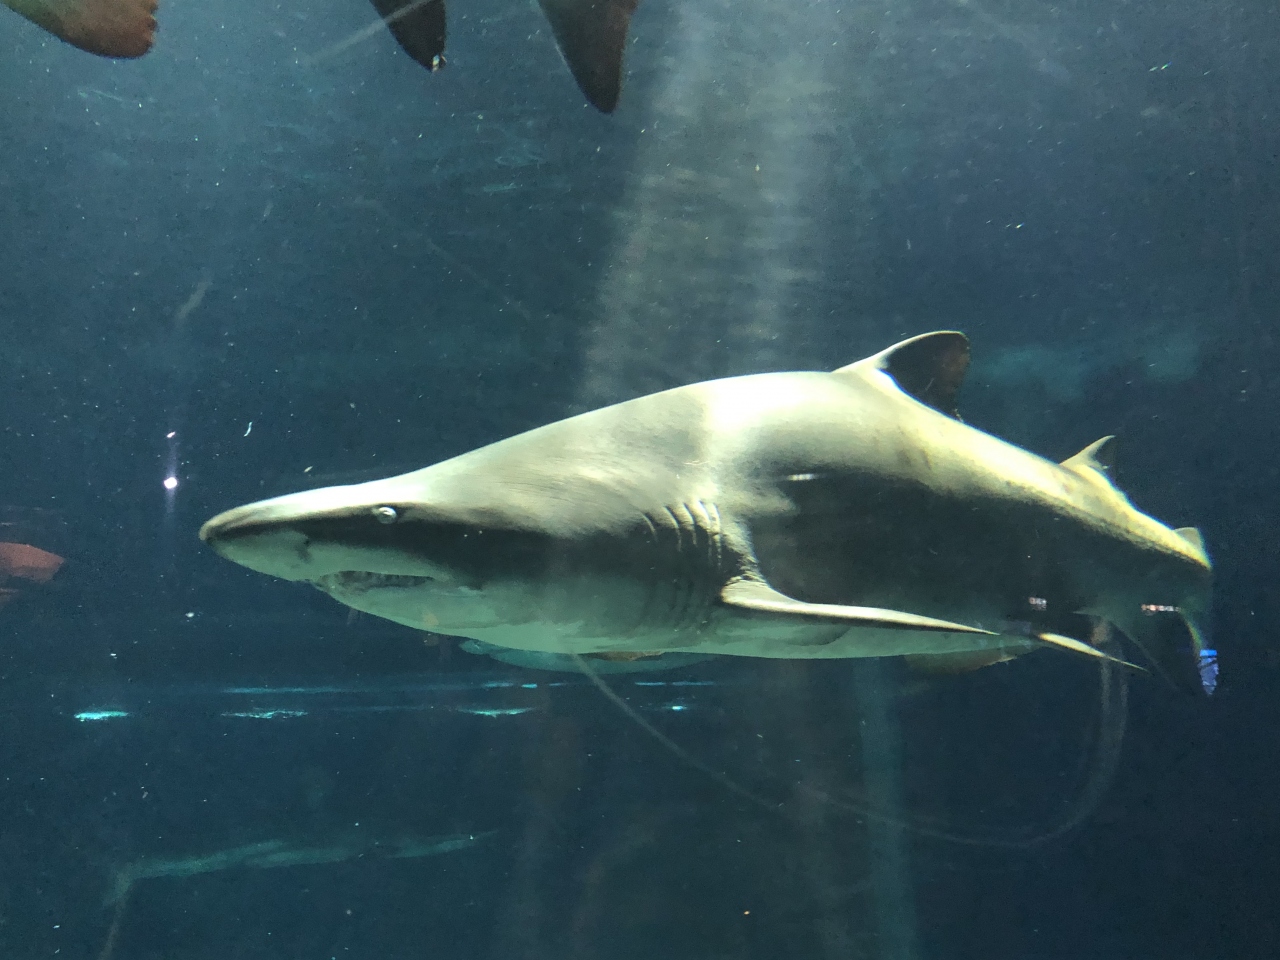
[1113,606,1214,696]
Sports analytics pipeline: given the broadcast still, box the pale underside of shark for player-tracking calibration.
[201,332,1213,693]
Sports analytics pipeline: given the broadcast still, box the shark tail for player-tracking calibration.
[1111,607,1214,696]
[1107,525,1216,696]
[1110,524,1213,695]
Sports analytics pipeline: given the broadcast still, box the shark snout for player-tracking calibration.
[200,483,457,585]
[199,502,324,582]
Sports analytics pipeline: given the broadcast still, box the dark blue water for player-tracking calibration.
[2,0,1277,956]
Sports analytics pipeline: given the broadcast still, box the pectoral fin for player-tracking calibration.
[720,579,995,635]
[534,0,638,112]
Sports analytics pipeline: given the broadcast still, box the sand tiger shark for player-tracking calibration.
[200,332,1214,693]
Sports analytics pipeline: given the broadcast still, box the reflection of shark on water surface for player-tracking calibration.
[97,829,494,960]
[202,333,1214,695]
[107,828,495,904]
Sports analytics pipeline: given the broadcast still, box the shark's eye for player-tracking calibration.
[373,506,399,524]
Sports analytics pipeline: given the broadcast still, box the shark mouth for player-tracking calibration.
[314,572,435,593]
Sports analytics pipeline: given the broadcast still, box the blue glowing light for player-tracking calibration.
[1198,649,1219,696]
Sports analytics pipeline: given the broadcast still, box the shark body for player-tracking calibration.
[2,0,634,112]
[201,332,1213,692]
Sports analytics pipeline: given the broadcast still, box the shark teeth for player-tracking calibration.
[315,572,434,591]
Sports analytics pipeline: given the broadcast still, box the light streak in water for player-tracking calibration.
[455,707,533,718]
[75,710,129,722]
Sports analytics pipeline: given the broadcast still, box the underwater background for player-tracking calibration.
[2,0,1277,957]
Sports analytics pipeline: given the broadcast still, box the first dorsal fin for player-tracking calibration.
[1175,527,1206,553]
[1061,436,1117,479]
[835,331,970,419]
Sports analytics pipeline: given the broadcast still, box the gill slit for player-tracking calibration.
[639,500,725,632]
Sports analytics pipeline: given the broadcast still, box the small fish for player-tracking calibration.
[3,0,157,58]
[201,332,1214,695]
[0,541,65,610]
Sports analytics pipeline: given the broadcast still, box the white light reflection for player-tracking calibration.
[75,710,129,722]
[163,428,180,517]
[160,275,210,530]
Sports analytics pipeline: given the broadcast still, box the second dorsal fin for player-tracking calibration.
[835,331,971,419]
[1175,526,1206,553]
[1061,436,1117,479]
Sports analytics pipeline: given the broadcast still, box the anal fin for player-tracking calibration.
[1033,631,1144,671]
[720,578,995,636]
